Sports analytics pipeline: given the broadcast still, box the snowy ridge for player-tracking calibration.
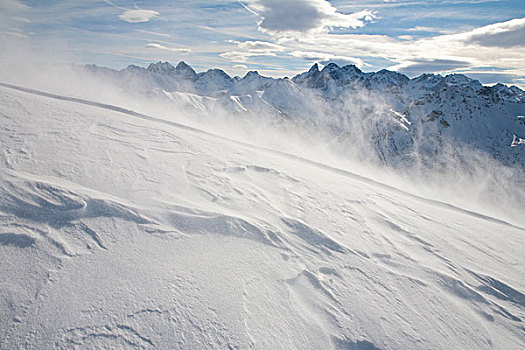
[79,61,525,171]
[0,83,524,349]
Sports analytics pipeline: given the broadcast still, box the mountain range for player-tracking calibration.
[82,61,525,172]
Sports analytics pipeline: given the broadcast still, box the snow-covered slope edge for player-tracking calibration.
[1,84,524,349]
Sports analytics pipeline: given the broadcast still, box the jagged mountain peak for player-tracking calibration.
[125,64,143,71]
[374,68,405,77]
[510,85,525,99]
[201,68,232,79]
[487,83,524,102]
[320,63,346,81]
[174,61,197,80]
[370,69,410,85]
[147,61,175,74]
[341,64,363,75]
[322,62,341,71]
[443,73,482,90]
[308,63,320,73]
[176,61,193,71]
[291,64,321,84]
[444,73,472,83]
[243,71,262,79]
[408,73,449,92]
[413,73,442,81]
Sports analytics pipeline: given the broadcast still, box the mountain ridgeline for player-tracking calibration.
[83,61,525,171]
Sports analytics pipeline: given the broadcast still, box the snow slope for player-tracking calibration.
[0,84,524,349]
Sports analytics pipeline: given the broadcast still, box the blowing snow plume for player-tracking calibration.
[1,60,523,223]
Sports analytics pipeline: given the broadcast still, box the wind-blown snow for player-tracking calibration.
[0,83,524,349]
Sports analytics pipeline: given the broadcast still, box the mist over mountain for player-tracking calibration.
[79,61,525,172]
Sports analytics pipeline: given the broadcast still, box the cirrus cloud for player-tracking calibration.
[220,50,276,62]
[393,59,472,76]
[146,43,191,54]
[289,50,365,68]
[221,40,286,62]
[237,40,285,52]
[0,0,31,11]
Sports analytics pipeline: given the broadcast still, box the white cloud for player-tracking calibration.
[221,40,286,62]
[216,16,524,78]
[406,26,439,32]
[146,43,191,53]
[237,40,285,52]
[220,51,246,61]
[137,30,170,38]
[270,17,525,79]
[463,17,525,48]
[119,9,159,23]
[289,51,365,68]
[458,71,523,86]
[220,50,276,62]
[104,0,160,23]
[3,30,28,38]
[393,58,472,76]
[233,64,248,69]
[13,16,30,23]
[243,0,375,36]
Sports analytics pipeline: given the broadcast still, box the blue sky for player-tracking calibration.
[1,0,524,86]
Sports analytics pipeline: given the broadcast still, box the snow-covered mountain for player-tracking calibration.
[1,80,524,349]
[81,61,525,171]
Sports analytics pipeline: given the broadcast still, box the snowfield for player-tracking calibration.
[0,84,524,349]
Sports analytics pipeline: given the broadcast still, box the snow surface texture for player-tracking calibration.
[0,83,524,349]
